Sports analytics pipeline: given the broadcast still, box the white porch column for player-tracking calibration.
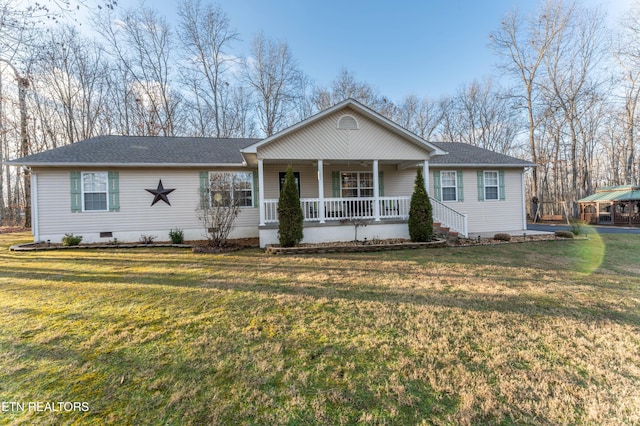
[317,160,325,223]
[373,160,380,221]
[258,159,265,226]
[423,160,430,195]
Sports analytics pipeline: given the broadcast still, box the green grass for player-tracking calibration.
[0,232,638,425]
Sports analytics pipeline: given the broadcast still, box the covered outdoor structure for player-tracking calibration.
[578,185,640,226]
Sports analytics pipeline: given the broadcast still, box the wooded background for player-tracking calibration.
[2,0,639,225]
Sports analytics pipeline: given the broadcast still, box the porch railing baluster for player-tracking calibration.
[261,196,468,238]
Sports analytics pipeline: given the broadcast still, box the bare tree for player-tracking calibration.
[393,94,442,140]
[614,1,640,185]
[95,5,181,136]
[541,3,607,200]
[244,32,303,137]
[451,79,520,154]
[312,68,384,112]
[490,0,571,200]
[29,26,108,146]
[177,0,239,137]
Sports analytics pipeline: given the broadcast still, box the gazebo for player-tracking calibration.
[578,185,640,226]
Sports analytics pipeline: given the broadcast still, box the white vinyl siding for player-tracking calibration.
[431,168,525,233]
[35,168,259,243]
[258,108,432,161]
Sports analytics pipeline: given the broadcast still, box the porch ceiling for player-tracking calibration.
[257,159,421,168]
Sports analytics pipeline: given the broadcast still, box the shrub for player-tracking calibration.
[196,178,241,247]
[61,233,82,246]
[408,167,433,242]
[278,166,303,247]
[568,218,584,236]
[169,228,184,244]
[555,230,575,238]
[493,233,511,241]
[139,234,157,244]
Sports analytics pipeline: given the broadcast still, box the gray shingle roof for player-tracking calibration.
[429,142,534,167]
[8,136,534,168]
[8,135,260,166]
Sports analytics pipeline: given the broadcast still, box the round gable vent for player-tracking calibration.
[337,114,358,130]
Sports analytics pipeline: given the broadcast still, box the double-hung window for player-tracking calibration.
[341,172,373,198]
[209,172,253,207]
[441,171,458,201]
[484,171,499,200]
[82,172,108,211]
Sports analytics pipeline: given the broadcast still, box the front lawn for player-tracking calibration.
[0,232,638,425]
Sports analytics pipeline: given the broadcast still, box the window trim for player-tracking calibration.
[340,171,374,198]
[440,170,458,202]
[81,171,109,212]
[208,171,254,208]
[483,170,500,201]
[337,114,359,130]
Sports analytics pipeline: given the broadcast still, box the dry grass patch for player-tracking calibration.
[0,232,638,425]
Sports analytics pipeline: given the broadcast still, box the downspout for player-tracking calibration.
[23,166,38,242]
[521,169,527,231]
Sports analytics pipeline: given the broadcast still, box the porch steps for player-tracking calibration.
[433,222,459,239]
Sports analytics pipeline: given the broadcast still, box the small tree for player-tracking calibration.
[408,167,434,242]
[278,166,303,246]
[196,188,240,248]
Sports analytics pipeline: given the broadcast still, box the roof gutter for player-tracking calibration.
[5,162,251,168]
[429,163,536,168]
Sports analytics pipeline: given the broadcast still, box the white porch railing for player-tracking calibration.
[430,198,468,238]
[264,197,411,223]
[263,196,467,237]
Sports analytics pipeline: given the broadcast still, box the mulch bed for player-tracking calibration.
[265,238,448,254]
[8,232,567,253]
[9,237,261,252]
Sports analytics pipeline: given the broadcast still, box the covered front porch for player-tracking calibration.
[254,159,468,247]
[238,98,465,246]
[257,159,421,225]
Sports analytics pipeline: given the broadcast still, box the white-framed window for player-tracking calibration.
[209,171,253,207]
[341,172,373,197]
[484,171,499,200]
[441,171,458,202]
[82,172,108,211]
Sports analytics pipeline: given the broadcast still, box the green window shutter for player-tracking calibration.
[252,171,259,208]
[70,171,81,212]
[499,170,505,201]
[433,170,441,201]
[378,171,384,197]
[199,171,210,208]
[332,171,340,197]
[108,171,120,212]
[456,170,464,202]
[477,171,485,201]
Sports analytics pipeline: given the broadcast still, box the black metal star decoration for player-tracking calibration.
[145,179,175,206]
